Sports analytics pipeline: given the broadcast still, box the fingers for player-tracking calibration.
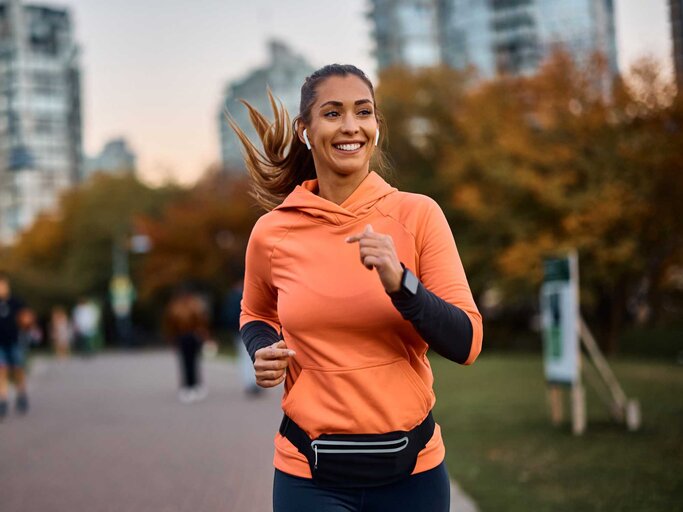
[344,226,403,292]
[256,372,286,388]
[346,224,380,243]
[359,247,393,270]
[361,256,381,270]
[254,340,295,389]
[350,229,396,270]
[254,357,290,371]
[256,369,286,381]
[256,340,296,361]
[254,361,287,387]
[356,237,391,250]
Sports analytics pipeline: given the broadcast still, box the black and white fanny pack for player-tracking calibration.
[278,411,435,488]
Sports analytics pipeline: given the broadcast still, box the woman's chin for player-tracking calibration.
[328,160,370,177]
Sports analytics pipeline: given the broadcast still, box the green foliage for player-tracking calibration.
[1,167,260,337]
[135,171,260,301]
[377,65,471,199]
[618,325,683,360]
[2,173,181,314]
[4,53,681,352]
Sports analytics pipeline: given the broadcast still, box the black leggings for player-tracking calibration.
[273,462,450,512]
[177,334,202,388]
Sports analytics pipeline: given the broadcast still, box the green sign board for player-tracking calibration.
[540,254,579,384]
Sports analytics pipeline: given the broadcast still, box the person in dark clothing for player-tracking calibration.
[164,292,209,404]
[0,273,29,419]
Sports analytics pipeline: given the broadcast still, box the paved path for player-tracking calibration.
[0,352,477,512]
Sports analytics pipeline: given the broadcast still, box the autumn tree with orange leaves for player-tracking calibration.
[135,170,260,300]
[2,53,680,352]
[0,173,180,316]
[378,53,683,352]
[0,169,259,340]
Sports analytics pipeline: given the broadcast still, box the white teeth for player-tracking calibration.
[335,143,361,151]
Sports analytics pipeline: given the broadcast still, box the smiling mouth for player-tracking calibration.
[333,142,364,152]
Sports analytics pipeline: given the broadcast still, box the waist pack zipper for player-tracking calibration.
[279,412,434,488]
[310,437,410,455]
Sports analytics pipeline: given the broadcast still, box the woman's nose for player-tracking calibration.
[341,114,360,134]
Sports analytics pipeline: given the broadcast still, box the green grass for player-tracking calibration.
[432,353,683,512]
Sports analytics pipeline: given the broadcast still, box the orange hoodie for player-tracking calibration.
[241,171,483,479]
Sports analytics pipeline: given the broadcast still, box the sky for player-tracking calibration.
[58,0,673,186]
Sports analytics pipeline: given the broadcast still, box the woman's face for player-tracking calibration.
[300,75,378,179]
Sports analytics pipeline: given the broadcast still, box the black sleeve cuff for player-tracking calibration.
[240,320,281,362]
[389,281,474,364]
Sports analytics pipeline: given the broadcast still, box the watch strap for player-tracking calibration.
[388,265,419,299]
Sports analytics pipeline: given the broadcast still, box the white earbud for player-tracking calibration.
[375,129,380,147]
[303,129,312,150]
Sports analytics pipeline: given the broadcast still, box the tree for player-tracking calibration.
[2,173,180,317]
[135,170,260,302]
[377,54,683,352]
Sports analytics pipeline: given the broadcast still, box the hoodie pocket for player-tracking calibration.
[282,358,433,439]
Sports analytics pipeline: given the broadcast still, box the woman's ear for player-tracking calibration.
[303,129,312,150]
[295,120,310,149]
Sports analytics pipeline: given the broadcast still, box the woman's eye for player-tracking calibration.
[324,111,340,118]
[358,109,373,116]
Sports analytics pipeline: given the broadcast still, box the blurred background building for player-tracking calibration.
[218,40,314,171]
[671,0,683,88]
[85,138,136,178]
[369,0,618,77]
[369,0,442,69]
[0,0,82,244]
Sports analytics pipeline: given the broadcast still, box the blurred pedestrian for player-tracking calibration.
[164,291,209,404]
[223,280,260,396]
[0,272,30,419]
[17,308,42,348]
[50,306,73,359]
[72,298,100,356]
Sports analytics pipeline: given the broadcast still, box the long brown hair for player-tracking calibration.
[227,64,389,211]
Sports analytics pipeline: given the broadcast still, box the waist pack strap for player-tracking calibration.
[279,411,435,460]
[278,414,316,460]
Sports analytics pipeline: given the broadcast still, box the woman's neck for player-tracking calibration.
[316,169,370,205]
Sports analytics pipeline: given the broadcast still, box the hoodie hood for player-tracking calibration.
[274,171,397,226]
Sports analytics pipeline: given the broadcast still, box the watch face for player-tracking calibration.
[403,269,419,295]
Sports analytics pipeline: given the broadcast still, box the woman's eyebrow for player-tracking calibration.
[319,99,373,109]
[319,100,343,109]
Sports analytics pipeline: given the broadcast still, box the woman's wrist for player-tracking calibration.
[384,262,405,294]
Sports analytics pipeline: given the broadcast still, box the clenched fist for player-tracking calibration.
[346,224,403,294]
[253,340,296,388]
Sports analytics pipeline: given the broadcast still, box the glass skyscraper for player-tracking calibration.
[370,0,618,78]
[370,0,442,70]
[0,0,83,244]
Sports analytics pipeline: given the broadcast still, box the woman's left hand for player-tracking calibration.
[346,224,403,294]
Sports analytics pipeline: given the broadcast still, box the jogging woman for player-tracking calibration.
[231,64,483,512]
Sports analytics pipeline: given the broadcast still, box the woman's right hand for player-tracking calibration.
[253,340,296,388]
